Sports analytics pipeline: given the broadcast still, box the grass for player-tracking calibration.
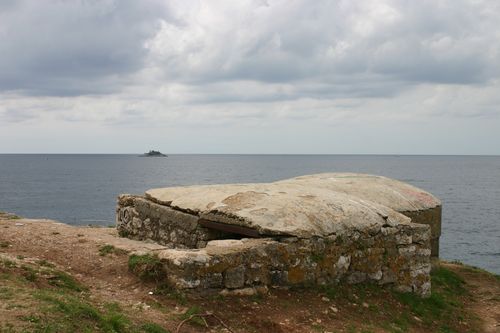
[128,253,164,282]
[1,258,17,269]
[47,270,87,292]
[154,284,188,305]
[0,286,14,300]
[0,256,171,333]
[307,265,482,333]
[310,253,325,263]
[99,244,116,256]
[21,264,38,282]
[141,322,171,333]
[33,291,141,332]
[318,281,382,304]
[99,244,128,256]
[391,266,472,331]
[37,259,55,268]
[0,211,21,220]
[180,306,206,327]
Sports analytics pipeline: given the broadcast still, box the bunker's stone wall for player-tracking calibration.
[116,173,439,297]
[157,223,431,297]
[399,206,441,257]
[117,195,227,249]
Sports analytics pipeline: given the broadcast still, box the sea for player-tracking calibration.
[0,154,498,274]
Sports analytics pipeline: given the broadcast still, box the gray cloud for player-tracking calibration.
[1,0,500,155]
[0,0,168,96]
[2,0,499,100]
[147,0,500,94]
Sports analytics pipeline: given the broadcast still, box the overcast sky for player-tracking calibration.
[0,0,499,154]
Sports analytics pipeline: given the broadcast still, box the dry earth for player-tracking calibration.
[1,214,499,333]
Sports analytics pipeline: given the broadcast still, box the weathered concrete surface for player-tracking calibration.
[277,173,442,256]
[277,173,440,212]
[117,173,440,296]
[145,182,411,238]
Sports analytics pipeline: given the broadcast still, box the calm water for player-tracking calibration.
[0,154,499,273]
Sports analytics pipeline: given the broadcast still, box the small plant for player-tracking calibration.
[0,286,14,300]
[1,259,17,269]
[141,322,171,333]
[310,253,325,263]
[128,254,164,282]
[37,259,55,268]
[118,229,130,237]
[21,265,38,282]
[0,241,10,248]
[99,244,116,256]
[99,244,127,256]
[0,211,21,220]
[20,315,41,323]
[180,306,206,327]
[47,271,86,292]
[154,284,187,305]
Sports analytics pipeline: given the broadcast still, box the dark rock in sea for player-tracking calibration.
[140,150,167,157]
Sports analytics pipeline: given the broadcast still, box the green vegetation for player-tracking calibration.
[0,211,21,220]
[318,280,382,303]
[0,256,170,333]
[47,270,87,292]
[386,266,475,332]
[118,229,130,237]
[154,284,187,305]
[21,265,38,282]
[1,245,496,333]
[309,265,484,333]
[180,306,206,327]
[310,252,325,263]
[37,259,55,268]
[99,244,128,256]
[1,258,17,269]
[140,323,171,333]
[128,253,164,282]
[99,244,116,256]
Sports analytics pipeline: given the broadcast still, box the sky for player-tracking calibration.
[0,0,499,154]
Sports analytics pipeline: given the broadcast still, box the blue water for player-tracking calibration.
[0,154,498,273]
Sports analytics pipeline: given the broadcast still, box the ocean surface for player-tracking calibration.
[0,154,498,274]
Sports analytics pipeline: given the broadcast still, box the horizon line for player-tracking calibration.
[1,153,499,157]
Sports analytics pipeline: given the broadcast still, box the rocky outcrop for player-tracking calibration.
[117,173,441,297]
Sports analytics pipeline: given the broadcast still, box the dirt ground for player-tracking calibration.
[1,215,499,333]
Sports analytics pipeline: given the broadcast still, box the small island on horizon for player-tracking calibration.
[139,150,167,157]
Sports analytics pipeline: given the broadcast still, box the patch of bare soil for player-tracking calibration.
[1,216,499,333]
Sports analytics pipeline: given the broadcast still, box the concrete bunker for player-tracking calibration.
[116,173,441,297]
